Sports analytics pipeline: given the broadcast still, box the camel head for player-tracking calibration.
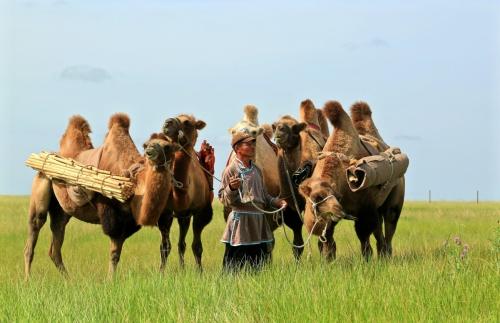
[229,121,264,138]
[299,177,353,223]
[162,114,206,148]
[142,133,180,169]
[228,104,265,138]
[272,115,306,150]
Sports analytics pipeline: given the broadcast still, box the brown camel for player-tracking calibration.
[298,101,405,260]
[24,114,178,279]
[272,99,327,259]
[161,114,213,270]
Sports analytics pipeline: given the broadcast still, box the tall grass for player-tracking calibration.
[0,196,498,322]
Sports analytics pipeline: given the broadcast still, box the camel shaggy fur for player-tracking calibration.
[298,101,405,260]
[24,114,178,279]
[161,114,213,270]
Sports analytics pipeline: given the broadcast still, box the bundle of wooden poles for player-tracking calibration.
[25,152,134,203]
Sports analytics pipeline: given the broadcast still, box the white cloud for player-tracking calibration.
[60,65,111,83]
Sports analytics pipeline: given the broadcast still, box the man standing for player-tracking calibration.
[219,131,286,272]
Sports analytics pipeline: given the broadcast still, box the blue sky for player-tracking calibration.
[1,0,499,200]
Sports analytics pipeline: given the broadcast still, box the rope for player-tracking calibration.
[41,152,55,173]
[381,150,396,191]
[100,175,111,197]
[248,199,287,214]
[178,141,222,184]
[279,217,323,249]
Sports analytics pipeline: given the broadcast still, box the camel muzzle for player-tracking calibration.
[145,145,160,161]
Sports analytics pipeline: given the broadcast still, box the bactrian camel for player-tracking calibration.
[272,99,328,258]
[299,101,405,260]
[24,114,178,279]
[161,114,213,270]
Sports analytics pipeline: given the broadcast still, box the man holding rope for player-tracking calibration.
[219,131,287,272]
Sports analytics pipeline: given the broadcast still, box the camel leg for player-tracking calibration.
[383,206,402,257]
[318,221,337,261]
[24,201,49,281]
[372,214,387,257]
[283,208,304,260]
[354,216,377,260]
[176,212,191,268]
[48,201,71,278]
[158,212,174,273]
[24,175,53,281]
[108,238,125,278]
[192,206,213,271]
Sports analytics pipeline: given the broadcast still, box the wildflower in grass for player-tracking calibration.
[460,244,469,260]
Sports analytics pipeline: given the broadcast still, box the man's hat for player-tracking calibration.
[231,131,256,148]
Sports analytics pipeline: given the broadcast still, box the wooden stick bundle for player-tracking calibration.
[25,152,134,202]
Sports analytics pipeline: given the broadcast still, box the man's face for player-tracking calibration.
[235,140,256,158]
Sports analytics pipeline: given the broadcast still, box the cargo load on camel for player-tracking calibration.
[25,151,134,203]
[346,146,409,192]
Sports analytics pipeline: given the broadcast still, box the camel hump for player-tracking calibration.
[350,101,372,122]
[350,101,386,144]
[316,108,330,138]
[108,113,130,130]
[68,115,91,134]
[243,105,259,125]
[322,100,349,128]
[299,99,320,126]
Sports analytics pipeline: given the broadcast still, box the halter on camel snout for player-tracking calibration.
[163,117,189,146]
[144,142,172,170]
[308,195,357,222]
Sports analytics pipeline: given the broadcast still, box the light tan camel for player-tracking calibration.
[272,99,327,259]
[161,114,213,270]
[24,114,178,279]
[299,101,405,260]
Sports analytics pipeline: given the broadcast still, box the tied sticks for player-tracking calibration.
[25,152,134,203]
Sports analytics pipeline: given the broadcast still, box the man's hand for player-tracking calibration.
[228,176,241,191]
[275,199,287,209]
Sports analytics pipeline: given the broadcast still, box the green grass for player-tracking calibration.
[0,196,498,322]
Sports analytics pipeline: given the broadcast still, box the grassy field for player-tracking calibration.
[0,196,498,322]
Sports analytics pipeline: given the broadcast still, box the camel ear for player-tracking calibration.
[292,122,307,134]
[195,120,206,130]
[299,179,312,197]
[272,123,277,132]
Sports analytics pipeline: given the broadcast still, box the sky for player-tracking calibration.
[0,0,499,200]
